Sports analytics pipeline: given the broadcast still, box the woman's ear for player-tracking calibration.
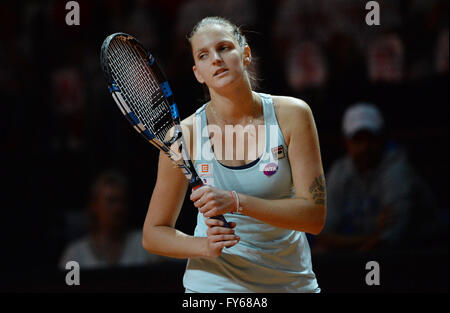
[243,45,252,66]
[193,65,205,84]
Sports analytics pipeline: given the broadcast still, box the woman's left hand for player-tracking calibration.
[190,186,236,218]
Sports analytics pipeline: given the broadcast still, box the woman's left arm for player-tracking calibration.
[191,97,326,234]
[239,97,326,234]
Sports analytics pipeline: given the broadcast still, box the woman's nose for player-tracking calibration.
[211,50,223,65]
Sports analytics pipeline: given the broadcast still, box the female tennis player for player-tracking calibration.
[142,16,326,293]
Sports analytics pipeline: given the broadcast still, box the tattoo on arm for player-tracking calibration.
[309,174,326,205]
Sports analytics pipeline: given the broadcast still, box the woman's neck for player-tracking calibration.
[208,85,260,125]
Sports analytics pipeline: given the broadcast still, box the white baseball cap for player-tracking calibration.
[342,103,384,138]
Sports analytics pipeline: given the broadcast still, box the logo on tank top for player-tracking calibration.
[198,163,213,176]
[198,163,215,186]
[262,162,279,177]
[200,177,215,187]
[271,145,285,160]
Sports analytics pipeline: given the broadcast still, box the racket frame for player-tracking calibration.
[101,33,229,225]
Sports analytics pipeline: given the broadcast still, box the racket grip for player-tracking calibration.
[191,177,231,228]
[191,176,204,190]
[210,215,231,227]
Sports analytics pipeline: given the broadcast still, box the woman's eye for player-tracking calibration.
[198,53,207,59]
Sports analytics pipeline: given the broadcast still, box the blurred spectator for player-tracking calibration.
[367,32,405,83]
[51,66,86,151]
[59,170,162,269]
[272,0,400,57]
[272,0,331,59]
[325,0,368,49]
[284,41,328,92]
[315,103,437,253]
[403,0,449,80]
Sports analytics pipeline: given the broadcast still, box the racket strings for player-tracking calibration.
[108,39,173,142]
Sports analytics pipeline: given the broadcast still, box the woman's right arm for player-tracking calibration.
[142,150,209,259]
[142,117,238,259]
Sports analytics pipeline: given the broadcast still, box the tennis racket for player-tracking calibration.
[100,32,230,227]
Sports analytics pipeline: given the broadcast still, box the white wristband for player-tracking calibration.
[231,190,242,214]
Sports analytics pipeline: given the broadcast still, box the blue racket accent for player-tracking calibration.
[127,112,140,125]
[160,81,172,98]
[170,104,179,119]
[109,82,119,93]
[148,53,155,66]
[142,129,155,140]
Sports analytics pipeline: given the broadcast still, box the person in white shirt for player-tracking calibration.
[59,170,162,269]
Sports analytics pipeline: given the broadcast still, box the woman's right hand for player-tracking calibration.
[204,218,239,258]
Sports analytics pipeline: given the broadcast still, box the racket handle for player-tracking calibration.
[210,215,231,227]
[191,176,204,190]
[191,177,231,228]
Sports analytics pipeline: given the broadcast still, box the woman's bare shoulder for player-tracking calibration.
[271,95,310,114]
[270,95,312,145]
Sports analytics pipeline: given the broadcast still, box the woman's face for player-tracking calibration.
[190,24,250,91]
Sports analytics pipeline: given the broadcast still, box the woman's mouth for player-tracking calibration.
[214,68,229,77]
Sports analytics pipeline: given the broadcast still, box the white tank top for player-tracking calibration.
[183,93,320,293]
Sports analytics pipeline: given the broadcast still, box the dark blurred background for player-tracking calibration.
[0,0,448,293]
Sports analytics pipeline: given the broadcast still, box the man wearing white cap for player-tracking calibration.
[315,103,435,252]
[341,103,385,174]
